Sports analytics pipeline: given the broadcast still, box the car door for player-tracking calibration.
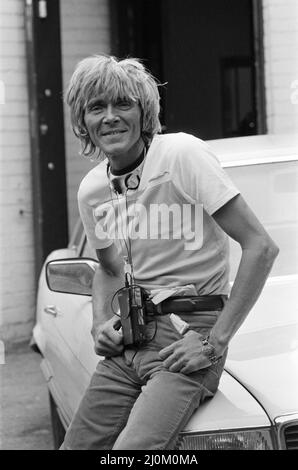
[47,230,99,418]
[37,220,94,420]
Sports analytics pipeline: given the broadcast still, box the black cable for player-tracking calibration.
[110,282,145,316]
[145,317,158,343]
[110,285,128,317]
[124,189,135,283]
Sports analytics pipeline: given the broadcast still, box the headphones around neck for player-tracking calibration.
[108,170,141,195]
[124,173,140,190]
[106,145,147,195]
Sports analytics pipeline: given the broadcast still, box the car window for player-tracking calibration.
[227,160,298,279]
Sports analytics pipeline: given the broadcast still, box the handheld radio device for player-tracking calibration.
[117,285,148,346]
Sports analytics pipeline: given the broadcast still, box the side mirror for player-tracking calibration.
[46,258,99,296]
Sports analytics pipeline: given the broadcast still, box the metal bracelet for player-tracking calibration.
[201,335,222,365]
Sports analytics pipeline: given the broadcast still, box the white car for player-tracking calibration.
[32,134,298,450]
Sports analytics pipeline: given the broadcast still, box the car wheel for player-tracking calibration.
[49,392,66,449]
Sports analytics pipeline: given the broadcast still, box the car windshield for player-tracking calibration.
[227,159,298,279]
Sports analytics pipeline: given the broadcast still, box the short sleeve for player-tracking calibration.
[171,135,240,215]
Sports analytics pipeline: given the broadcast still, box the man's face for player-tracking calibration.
[84,95,143,163]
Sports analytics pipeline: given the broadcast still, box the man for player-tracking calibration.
[62,55,279,450]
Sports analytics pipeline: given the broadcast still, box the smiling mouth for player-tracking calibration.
[102,130,127,136]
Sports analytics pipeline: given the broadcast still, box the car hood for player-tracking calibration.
[225,275,298,420]
[183,370,271,432]
[184,275,298,432]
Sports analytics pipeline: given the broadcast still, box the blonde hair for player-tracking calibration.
[65,55,162,160]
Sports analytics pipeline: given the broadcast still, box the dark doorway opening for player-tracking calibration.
[110,0,266,139]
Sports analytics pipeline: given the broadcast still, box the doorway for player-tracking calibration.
[110,0,265,139]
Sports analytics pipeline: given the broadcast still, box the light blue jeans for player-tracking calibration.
[63,311,227,450]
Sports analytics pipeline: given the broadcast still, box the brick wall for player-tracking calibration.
[263,0,298,133]
[0,0,35,342]
[60,0,111,235]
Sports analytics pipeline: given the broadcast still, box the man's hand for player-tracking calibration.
[159,330,211,375]
[93,316,124,357]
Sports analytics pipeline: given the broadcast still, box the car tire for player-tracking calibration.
[49,392,66,449]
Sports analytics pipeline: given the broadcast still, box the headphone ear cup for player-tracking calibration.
[125,173,140,190]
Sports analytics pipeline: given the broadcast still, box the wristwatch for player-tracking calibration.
[201,335,222,365]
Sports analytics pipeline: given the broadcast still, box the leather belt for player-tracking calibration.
[145,295,227,315]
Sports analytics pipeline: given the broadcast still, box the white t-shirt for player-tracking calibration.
[78,132,240,294]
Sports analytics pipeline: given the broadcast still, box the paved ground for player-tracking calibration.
[0,341,53,450]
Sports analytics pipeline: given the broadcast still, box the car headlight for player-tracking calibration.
[177,428,274,450]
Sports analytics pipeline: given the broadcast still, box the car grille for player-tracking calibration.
[284,424,298,450]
